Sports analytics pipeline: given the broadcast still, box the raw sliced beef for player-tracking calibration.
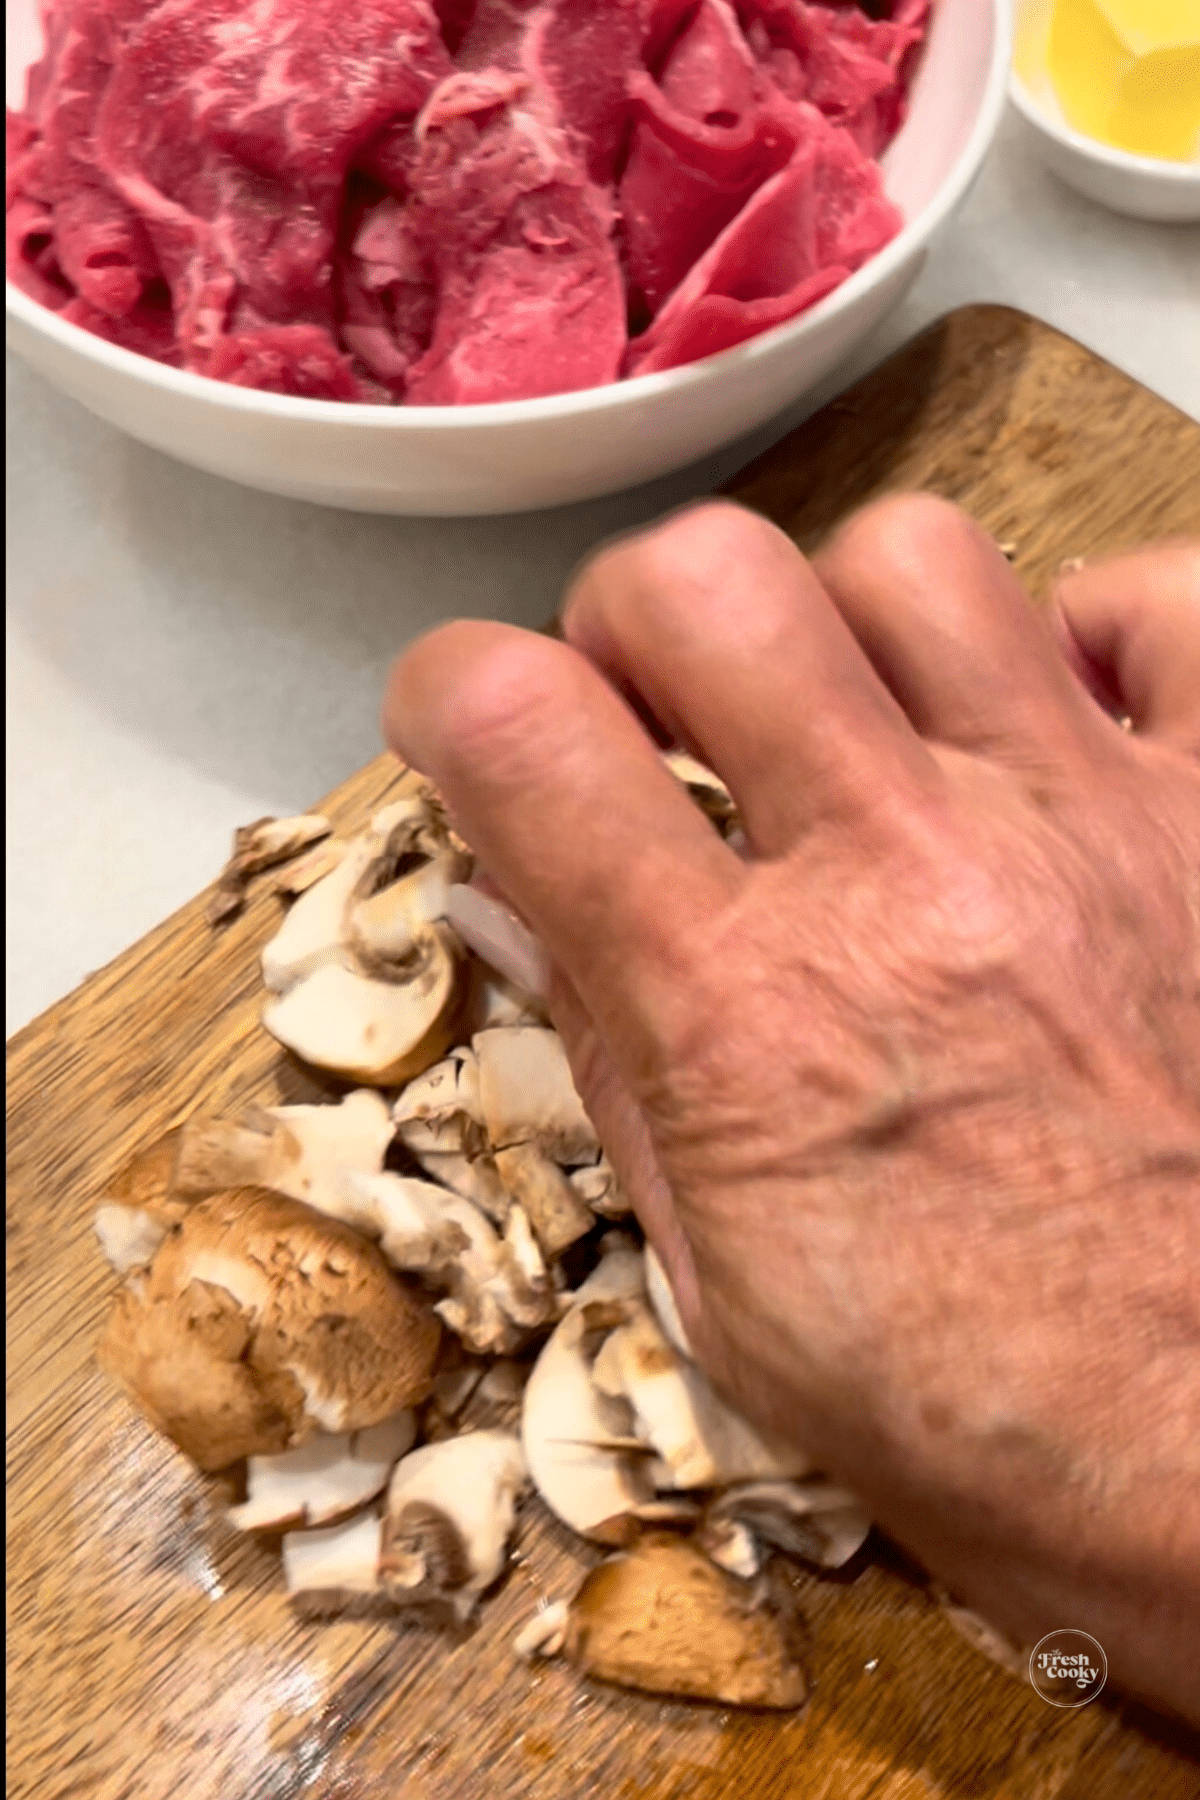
[620,0,799,318]
[626,102,900,375]
[8,0,929,402]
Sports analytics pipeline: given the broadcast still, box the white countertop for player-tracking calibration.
[7,108,1200,1038]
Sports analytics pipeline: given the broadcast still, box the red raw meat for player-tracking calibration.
[740,0,928,155]
[89,0,450,363]
[626,102,900,374]
[8,0,928,403]
[208,323,369,398]
[620,0,799,318]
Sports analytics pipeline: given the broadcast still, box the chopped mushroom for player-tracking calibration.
[97,1187,440,1470]
[173,1090,394,1214]
[283,1510,385,1616]
[567,1155,631,1219]
[644,1243,693,1359]
[520,1243,659,1544]
[334,1170,559,1355]
[516,1535,806,1709]
[474,1027,598,1164]
[207,813,333,924]
[702,1479,872,1572]
[590,1298,813,1490]
[379,1429,528,1620]
[493,1143,595,1259]
[228,1410,416,1532]
[261,789,471,1085]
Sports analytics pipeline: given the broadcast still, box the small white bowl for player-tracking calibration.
[1009,35,1200,224]
[6,0,1010,515]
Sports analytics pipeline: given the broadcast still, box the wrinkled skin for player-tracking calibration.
[384,496,1200,1722]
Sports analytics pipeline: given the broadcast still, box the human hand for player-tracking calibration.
[383,497,1200,1721]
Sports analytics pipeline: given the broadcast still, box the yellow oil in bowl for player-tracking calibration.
[1016,0,1200,162]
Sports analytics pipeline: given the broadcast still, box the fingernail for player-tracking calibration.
[444,882,550,1000]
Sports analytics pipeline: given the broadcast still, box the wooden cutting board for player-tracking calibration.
[8,306,1200,1800]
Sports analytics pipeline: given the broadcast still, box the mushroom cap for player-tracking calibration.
[97,1187,441,1470]
[103,1131,187,1228]
[561,1535,806,1710]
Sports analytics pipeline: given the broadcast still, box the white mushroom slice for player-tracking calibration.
[513,1599,570,1661]
[207,813,333,923]
[379,1429,528,1621]
[567,1155,631,1219]
[263,933,462,1088]
[261,789,470,1087]
[394,1048,485,1133]
[591,1299,812,1491]
[228,1410,417,1532]
[644,1242,694,1359]
[703,1479,872,1572]
[664,751,739,839]
[269,838,346,897]
[94,1203,168,1274]
[336,1171,556,1354]
[97,1189,440,1470]
[173,1090,394,1213]
[283,1510,384,1611]
[521,1246,654,1543]
[474,1027,598,1164]
[494,1143,595,1259]
[520,1534,807,1709]
[261,827,383,993]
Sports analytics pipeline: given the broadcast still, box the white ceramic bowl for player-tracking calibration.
[1009,2,1200,224]
[6,0,1009,515]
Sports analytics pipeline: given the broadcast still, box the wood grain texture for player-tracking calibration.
[8,308,1200,1800]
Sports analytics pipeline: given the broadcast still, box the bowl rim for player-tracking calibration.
[6,0,1012,432]
[1009,70,1200,188]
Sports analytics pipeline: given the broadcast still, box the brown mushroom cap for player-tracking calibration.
[561,1535,807,1710]
[97,1187,441,1471]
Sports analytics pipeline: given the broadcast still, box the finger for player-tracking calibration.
[814,494,1101,766]
[382,620,742,1041]
[1050,542,1200,750]
[562,501,938,857]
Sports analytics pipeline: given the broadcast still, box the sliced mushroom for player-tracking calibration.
[283,1510,385,1615]
[664,752,739,841]
[379,1429,528,1620]
[228,1410,416,1532]
[269,837,346,897]
[261,789,471,1085]
[335,1170,558,1354]
[517,1535,806,1709]
[173,1090,394,1213]
[263,935,464,1088]
[207,813,332,924]
[567,1154,631,1219]
[590,1298,812,1491]
[474,1027,598,1164]
[702,1479,871,1572]
[644,1242,693,1359]
[493,1143,595,1259]
[521,1244,656,1544]
[97,1187,441,1470]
